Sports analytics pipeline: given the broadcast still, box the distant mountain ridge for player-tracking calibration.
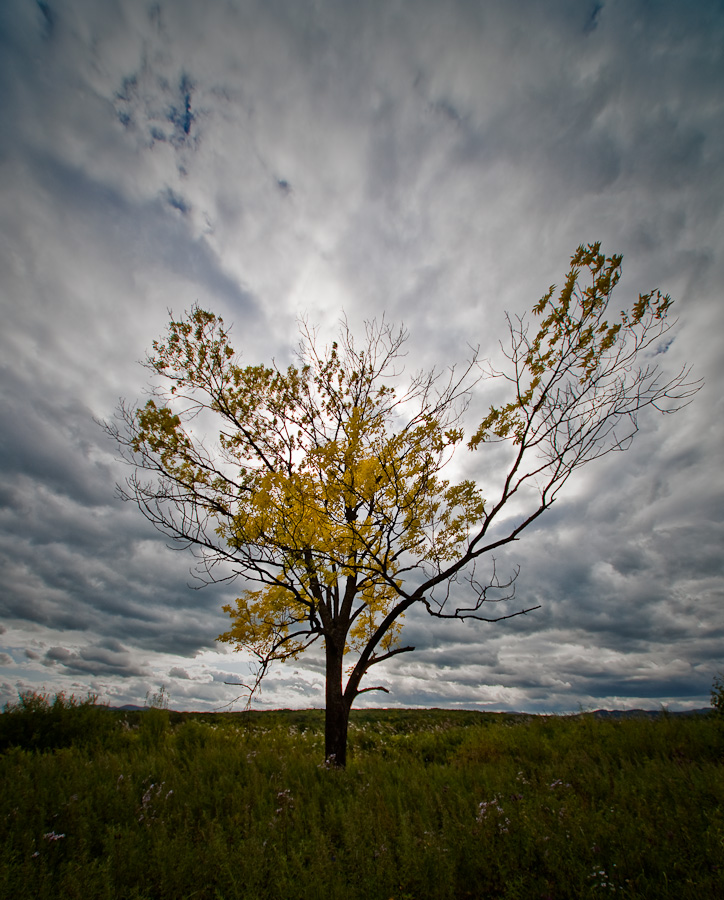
[108,705,712,717]
[585,708,711,719]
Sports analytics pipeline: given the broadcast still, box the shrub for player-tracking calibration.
[711,672,724,716]
[0,691,114,752]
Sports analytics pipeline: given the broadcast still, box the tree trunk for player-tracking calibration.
[324,640,350,767]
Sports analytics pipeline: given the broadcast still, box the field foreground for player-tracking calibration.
[1,703,722,899]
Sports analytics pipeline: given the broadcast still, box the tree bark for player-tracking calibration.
[324,639,350,767]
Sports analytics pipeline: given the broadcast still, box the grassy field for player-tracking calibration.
[1,695,722,899]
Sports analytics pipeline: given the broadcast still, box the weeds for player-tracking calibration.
[0,696,721,899]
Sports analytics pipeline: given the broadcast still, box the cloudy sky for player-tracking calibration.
[1,0,722,714]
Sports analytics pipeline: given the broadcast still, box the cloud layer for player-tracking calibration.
[1,0,722,712]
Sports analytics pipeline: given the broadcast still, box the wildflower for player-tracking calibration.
[476,798,503,821]
[589,866,617,891]
[43,831,65,841]
[138,780,170,824]
[274,789,294,816]
[476,796,510,833]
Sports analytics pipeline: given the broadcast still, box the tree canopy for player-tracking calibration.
[107,243,697,764]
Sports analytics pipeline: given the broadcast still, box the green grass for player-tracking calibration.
[1,696,722,899]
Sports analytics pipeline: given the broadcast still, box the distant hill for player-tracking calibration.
[586,708,711,719]
[104,705,712,717]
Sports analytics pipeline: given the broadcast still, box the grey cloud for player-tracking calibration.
[0,0,720,713]
[208,671,238,684]
[168,667,191,679]
[164,188,192,215]
[26,153,257,318]
[43,642,150,678]
[0,516,233,656]
[0,376,114,508]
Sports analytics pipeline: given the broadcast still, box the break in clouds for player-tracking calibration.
[0,0,722,712]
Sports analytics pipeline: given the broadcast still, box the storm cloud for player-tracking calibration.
[0,0,722,713]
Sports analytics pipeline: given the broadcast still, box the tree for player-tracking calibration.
[107,243,697,766]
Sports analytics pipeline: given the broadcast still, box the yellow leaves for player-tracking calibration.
[469,242,677,455]
[629,289,671,325]
[421,479,485,563]
[133,398,248,495]
[444,427,464,445]
[598,322,622,355]
[533,288,554,316]
[133,400,202,483]
[135,305,502,678]
[134,400,183,450]
[231,448,381,569]
[151,305,236,388]
[220,574,405,667]
[444,480,485,520]
[468,397,529,449]
[347,582,401,654]
[218,586,307,661]
[215,356,480,663]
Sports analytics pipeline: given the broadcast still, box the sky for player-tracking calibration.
[0,0,722,714]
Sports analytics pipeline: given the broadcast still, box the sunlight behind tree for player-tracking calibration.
[106,243,698,765]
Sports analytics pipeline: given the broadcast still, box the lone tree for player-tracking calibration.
[107,244,696,765]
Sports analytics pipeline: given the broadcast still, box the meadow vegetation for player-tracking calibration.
[1,693,722,899]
